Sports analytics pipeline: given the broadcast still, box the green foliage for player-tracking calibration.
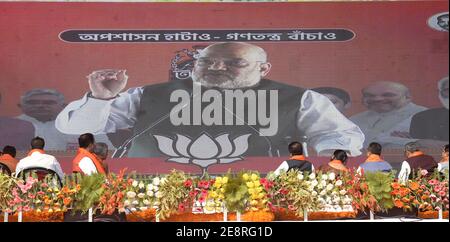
[0,173,17,211]
[223,171,248,213]
[364,171,395,212]
[72,173,105,214]
[157,170,191,220]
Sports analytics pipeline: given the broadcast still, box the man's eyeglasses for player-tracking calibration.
[440,87,449,98]
[196,58,264,68]
[24,100,59,105]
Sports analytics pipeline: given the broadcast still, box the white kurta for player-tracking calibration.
[17,114,114,151]
[350,103,427,148]
[55,87,365,156]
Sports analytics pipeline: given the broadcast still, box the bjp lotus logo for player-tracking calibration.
[154,133,251,173]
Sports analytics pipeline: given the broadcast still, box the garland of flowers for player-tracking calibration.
[0,169,448,221]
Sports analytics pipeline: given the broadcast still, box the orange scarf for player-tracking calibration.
[73,148,106,174]
[365,154,384,163]
[409,151,425,158]
[328,160,348,172]
[27,149,45,156]
[290,155,307,161]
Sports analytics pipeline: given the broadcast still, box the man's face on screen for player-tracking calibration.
[322,94,347,113]
[191,44,269,89]
[20,94,64,122]
[439,79,449,109]
[362,83,410,113]
[437,15,449,31]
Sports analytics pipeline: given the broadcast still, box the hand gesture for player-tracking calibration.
[87,69,128,99]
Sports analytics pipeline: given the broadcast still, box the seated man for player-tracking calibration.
[0,146,18,174]
[357,142,393,174]
[319,149,349,174]
[438,144,449,173]
[398,142,438,184]
[15,137,65,181]
[72,133,106,175]
[273,141,314,176]
[92,142,109,174]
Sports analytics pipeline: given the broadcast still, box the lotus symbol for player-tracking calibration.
[154,133,251,174]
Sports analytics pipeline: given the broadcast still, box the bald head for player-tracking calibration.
[362,81,411,113]
[192,42,271,89]
[200,42,268,62]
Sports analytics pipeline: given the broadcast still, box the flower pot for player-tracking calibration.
[0,210,64,222]
[274,210,356,221]
[63,209,127,222]
[126,209,157,222]
[160,211,274,222]
[418,210,449,219]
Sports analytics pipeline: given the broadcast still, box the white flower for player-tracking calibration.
[132,200,139,205]
[333,205,342,211]
[130,207,137,212]
[326,184,334,191]
[331,191,338,196]
[311,191,318,196]
[320,190,327,196]
[333,197,341,204]
[147,184,154,191]
[126,191,136,198]
[320,180,327,187]
[155,191,163,198]
[143,200,150,205]
[139,207,148,211]
[339,189,347,195]
[146,191,154,197]
[343,205,354,211]
[309,173,316,180]
[317,184,324,190]
[328,173,335,181]
[124,200,130,206]
[335,180,343,187]
[311,180,318,187]
[321,174,328,181]
[132,180,138,187]
[297,174,304,180]
[153,177,160,186]
[138,182,145,189]
[137,193,145,199]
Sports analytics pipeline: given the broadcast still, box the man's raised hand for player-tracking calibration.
[88,69,128,99]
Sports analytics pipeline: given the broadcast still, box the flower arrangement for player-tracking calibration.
[342,169,379,213]
[123,174,162,214]
[412,170,449,212]
[98,169,128,215]
[71,173,105,214]
[243,172,268,212]
[0,169,448,222]
[157,170,191,220]
[0,173,17,213]
[266,170,319,218]
[305,171,353,212]
[207,175,228,213]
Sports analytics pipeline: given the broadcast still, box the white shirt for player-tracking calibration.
[397,161,411,184]
[350,103,427,148]
[55,87,365,156]
[15,150,64,181]
[78,157,99,175]
[273,160,315,176]
[17,114,114,151]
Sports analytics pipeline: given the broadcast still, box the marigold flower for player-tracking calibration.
[408,182,419,191]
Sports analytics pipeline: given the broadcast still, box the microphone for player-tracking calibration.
[111,95,194,158]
